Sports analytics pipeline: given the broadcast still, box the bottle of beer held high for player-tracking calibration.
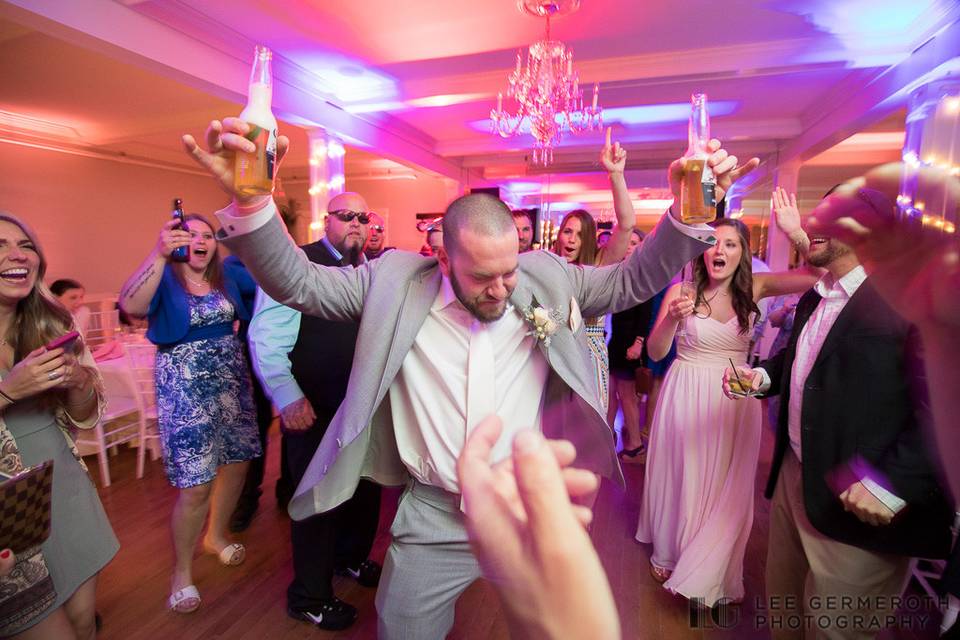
[170,198,190,263]
[680,93,717,224]
[234,45,278,197]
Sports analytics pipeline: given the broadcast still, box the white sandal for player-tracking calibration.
[216,543,246,566]
[168,585,201,613]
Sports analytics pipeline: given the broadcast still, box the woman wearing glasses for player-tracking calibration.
[119,213,261,614]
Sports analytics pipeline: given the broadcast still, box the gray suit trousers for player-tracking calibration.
[375,481,481,640]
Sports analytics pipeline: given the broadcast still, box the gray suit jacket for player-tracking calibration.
[223,212,711,520]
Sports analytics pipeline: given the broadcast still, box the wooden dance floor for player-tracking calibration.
[91,420,942,639]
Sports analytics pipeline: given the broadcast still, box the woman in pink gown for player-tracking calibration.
[636,219,817,606]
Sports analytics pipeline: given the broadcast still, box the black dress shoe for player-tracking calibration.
[288,598,358,631]
[335,559,382,588]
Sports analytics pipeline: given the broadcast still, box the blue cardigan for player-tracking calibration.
[146,258,256,347]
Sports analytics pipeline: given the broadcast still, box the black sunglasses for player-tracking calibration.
[328,209,370,224]
[370,224,385,232]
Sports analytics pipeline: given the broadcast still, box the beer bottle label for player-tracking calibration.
[700,162,717,209]
[267,128,277,180]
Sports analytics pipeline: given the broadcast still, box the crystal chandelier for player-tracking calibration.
[491,0,602,166]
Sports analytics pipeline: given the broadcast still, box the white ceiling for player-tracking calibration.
[1,0,958,214]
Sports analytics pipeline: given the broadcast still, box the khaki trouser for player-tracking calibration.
[764,452,913,640]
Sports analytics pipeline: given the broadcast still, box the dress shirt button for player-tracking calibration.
[323,464,328,474]
[336,438,343,448]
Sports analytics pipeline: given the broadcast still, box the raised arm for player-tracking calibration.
[182,118,368,321]
[753,267,820,301]
[119,219,188,318]
[597,127,635,266]
[571,139,758,317]
[772,187,810,257]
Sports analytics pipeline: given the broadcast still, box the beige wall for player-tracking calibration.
[345,174,460,252]
[0,144,232,297]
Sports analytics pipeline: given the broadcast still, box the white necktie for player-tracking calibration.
[466,319,496,434]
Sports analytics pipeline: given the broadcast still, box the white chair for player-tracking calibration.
[124,342,161,478]
[76,363,141,488]
[84,309,120,349]
[77,345,161,487]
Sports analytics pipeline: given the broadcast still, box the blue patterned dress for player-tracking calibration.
[154,291,261,488]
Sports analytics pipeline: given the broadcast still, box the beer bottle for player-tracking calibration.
[234,45,278,197]
[170,198,190,263]
[680,93,717,224]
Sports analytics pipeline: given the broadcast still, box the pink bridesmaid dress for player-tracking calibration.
[636,312,761,606]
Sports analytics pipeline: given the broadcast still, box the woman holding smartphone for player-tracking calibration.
[0,213,117,639]
[119,213,260,614]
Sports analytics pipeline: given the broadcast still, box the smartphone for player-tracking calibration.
[45,330,81,352]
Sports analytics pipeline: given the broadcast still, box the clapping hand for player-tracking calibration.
[182,118,291,203]
[600,127,626,175]
[457,416,620,640]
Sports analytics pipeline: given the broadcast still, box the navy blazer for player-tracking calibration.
[146,259,254,347]
[761,280,953,559]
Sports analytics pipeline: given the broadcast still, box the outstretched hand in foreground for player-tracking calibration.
[457,416,620,640]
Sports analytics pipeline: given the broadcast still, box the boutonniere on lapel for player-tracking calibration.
[521,297,562,348]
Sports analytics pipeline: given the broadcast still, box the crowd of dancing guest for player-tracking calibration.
[5,110,960,640]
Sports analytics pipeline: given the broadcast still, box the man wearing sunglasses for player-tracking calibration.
[364,212,390,260]
[247,191,382,631]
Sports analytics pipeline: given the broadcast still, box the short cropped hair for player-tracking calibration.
[442,194,515,255]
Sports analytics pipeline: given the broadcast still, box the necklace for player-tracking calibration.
[694,288,731,319]
[184,273,208,287]
[702,288,729,304]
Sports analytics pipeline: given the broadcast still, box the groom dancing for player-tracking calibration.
[183,118,757,639]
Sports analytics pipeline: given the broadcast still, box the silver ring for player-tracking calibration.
[48,369,62,381]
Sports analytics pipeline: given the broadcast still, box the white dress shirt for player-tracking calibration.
[389,276,550,493]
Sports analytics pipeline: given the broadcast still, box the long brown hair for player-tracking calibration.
[553,209,598,266]
[173,213,225,294]
[0,214,77,360]
[692,218,760,335]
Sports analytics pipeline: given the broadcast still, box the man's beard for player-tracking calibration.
[449,267,508,323]
[807,239,852,267]
[342,243,363,267]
